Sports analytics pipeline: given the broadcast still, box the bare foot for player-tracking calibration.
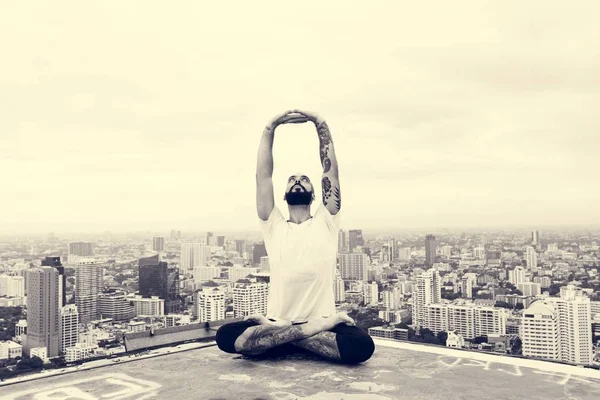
[244,314,292,328]
[334,312,356,326]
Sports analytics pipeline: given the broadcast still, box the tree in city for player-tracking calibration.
[510,337,522,355]
[472,336,487,345]
[16,356,44,371]
[494,301,512,309]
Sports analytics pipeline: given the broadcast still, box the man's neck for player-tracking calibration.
[287,204,312,224]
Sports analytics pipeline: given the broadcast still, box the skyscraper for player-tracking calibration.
[75,261,104,324]
[217,236,225,247]
[388,238,397,262]
[181,242,210,270]
[166,267,182,314]
[338,230,347,254]
[139,254,168,299]
[152,237,165,252]
[59,305,79,353]
[412,268,442,329]
[425,235,437,267]
[68,242,94,257]
[25,267,60,357]
[532,230,540,247]
[41,257,66,309]
[348,230,364,252]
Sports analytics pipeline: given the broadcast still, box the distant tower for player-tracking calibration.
[25,267,60,357]
[388,238,397,262]
[338,230,347,254]
[181,242,210,270]
[152,237,165,252]
[532,230,540,248]
[348,230,364,252]
[525,246,538,268]
[252,243,267,265]
[41,256,66,309]
[68,242,94,257]
[425,235,437,267]
[235,240,246,257]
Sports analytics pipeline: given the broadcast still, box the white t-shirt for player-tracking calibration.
[259,202,341,323]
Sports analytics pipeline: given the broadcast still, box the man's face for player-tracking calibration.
[284,174,314,205]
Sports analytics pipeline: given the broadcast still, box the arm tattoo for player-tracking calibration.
[322,177,332,206]
[291,331,341,360]
[236,325,305,355]
[333,186,341,210]
[317,122,332,173]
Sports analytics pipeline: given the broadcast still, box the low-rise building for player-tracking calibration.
[0,340,23,360]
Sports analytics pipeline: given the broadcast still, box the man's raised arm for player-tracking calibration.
[256,111,308,220]
[293,110,341,215]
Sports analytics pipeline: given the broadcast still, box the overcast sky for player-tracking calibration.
[2,1,599,234]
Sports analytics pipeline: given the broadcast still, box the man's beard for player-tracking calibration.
[285,189,313,206]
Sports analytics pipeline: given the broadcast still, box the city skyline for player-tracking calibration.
[2,2,600,234]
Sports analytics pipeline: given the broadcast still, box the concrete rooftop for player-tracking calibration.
[2,339,600,399]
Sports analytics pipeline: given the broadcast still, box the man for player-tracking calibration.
[216,110,375,364]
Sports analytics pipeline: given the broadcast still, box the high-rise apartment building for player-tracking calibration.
[363,281,379,306]
[412,268,442,329]
[152,237,165,252]
[0,275,25,297]
[194,266,222,283]
[233,279,269,318]
[59,305,79,353]
[461,273,477,299]
[348,230,364,252]
[518,282,542,297]
[334,270,345,303]
[25,267,60,357]
[75,261,104,324]
[525,246,538,268]
[425,235,437,267]
[130,295,164,317]
[69,242,94,257]
[398,247,412,261]
[181,242,210,270]
[194,285,225,322]
[522,285,593,365]
[338,253,369,281]
[423,302,508,339]
[509,266,526,286]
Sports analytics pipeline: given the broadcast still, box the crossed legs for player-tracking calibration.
[216,313,375,364]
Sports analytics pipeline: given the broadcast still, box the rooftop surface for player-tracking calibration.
[2,339,600,400]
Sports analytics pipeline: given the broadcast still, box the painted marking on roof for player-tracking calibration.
[4,373,161,400]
